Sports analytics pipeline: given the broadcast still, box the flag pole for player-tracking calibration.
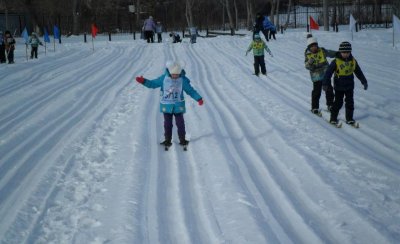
[92,36,94,51]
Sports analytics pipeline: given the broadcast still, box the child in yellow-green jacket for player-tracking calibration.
[246,33,273,76]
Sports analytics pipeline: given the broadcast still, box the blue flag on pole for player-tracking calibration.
[53,25,60,39]
[22,27,29,44]
[44,27,51,43]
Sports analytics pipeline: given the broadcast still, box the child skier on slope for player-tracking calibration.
[304,36,337,114]
[28,32,43,59]
[135,61,203,147]
[246,33,273,76]
[323,41,368,126]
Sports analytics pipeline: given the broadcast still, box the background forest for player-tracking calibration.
[0,0,398,36]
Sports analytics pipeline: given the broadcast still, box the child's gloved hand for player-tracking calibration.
[136,76,145,84]
[363,83,368,90]
[198,99,204,106]
[307,58,315,65]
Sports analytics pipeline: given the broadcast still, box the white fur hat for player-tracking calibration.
[307,37,318,47]
[166,60,185,74]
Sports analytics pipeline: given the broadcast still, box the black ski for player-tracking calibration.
[160,141,172,151]
[311,109,322,117]
[345,121,360,128]
[180,141,189,151]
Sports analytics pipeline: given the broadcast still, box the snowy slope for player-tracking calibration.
[0,29,399,244]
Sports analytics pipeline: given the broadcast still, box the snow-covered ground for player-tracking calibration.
[0,28,399,244]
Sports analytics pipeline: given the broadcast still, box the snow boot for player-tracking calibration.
[179,137,189,146]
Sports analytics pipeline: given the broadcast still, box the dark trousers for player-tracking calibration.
[157,33,162,43]
[312,80,334,110]
[164,113,186,139]
[0,45,5,63]
[254,55,266,75]
[330,89,354,122]
[31,46,38,59]
[7,49,14,63]
[269,31,276,40]
[144,31,154,43]
[261,29,269,41]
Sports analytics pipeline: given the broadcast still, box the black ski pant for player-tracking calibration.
[0,45,5,63]
[164,113,186,140]
[7,49,14,63]
[31,46,38,59]
[312,80,334,110]
[330,89,354,122]
[253,55,266,75]
[144,31,154,43]
[157,33,162,43]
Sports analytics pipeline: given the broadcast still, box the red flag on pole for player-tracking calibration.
[310,16,319,30]
[91,24,98,38]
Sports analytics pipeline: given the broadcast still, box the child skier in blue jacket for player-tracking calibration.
[136,61,203,146]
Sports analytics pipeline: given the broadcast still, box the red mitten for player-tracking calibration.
[136,76,145,84]
[198,99,204,106]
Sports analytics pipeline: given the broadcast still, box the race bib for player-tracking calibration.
[160,77,183,104]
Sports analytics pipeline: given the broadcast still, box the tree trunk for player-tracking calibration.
[224,0,235,34]
[72,0,80,35]
[323,0,329,31]
[234,0,238,30]
[284,0,292,29]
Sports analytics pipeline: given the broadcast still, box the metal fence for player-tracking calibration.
[277,3,393,30]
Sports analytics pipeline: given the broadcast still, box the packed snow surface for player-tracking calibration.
[0,28,399,243]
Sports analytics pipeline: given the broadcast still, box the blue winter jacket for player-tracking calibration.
[142,69,202,114]
[263,16,273,30]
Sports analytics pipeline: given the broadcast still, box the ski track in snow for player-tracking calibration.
[0,31,399,243]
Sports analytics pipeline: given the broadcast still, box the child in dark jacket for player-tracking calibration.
[4,30,16,64]
[135,61,203,146]
[304,37,337,114]
[323,41,368,125]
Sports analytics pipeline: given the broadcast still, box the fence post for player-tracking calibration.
[109,32,111,41]
[133,31,136,40]
[84,32,87,43]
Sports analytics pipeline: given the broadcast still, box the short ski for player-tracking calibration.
[328,120,342,128]
[311,109,322,117]
[180,141,189,151]
[345,121,360,128]
[160,141,172,151]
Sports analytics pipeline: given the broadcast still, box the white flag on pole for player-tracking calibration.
[349,14,357,32]
[393,15,400,33]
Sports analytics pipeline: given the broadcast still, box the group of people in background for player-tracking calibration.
[253,12,277,42]
[0,30,44,64]
[0,30,16,64]
[142,15,198,44]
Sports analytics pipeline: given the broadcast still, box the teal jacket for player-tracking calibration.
[142,69,202,114]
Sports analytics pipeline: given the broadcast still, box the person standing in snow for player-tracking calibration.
[135,61,203,147]
[28,32,43,59]
[4,30,15,64]
[0,31,6,63]
[155,21,163,43]
[304,36,337,114]
[323,41,368,125]
[246,33,273,76]
[142,16,156,43]
[189,26,198,44]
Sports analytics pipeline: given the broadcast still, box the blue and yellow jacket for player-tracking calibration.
[323,53,368,91]
[142,69,202,114]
